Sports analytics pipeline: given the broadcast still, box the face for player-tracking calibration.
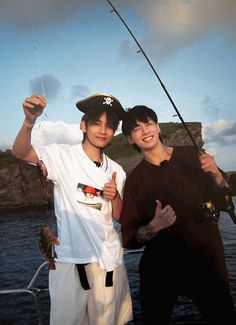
[81,112,115,149]
[128,118,160,150]
[85,192,94,198]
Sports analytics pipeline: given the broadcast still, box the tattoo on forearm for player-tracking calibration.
[136,224,156,243]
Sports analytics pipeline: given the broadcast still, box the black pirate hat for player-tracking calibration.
[76,93,124,120]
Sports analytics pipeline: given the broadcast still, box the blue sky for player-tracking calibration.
[0,0,236,171]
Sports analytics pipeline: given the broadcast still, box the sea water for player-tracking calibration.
[0,199,236,325]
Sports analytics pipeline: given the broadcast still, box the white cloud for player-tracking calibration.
[203,120,236,145]
[116,0,236,61]
[0,120,122,152]
[31,120,83,147]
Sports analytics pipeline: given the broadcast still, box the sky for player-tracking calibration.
[0,0,236,171]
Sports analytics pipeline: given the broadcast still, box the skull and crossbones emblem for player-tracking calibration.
[103,97,113,106]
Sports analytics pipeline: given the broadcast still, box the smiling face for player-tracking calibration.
[80,112,115,149]
[128,118,161,151]
[122,105,160,152]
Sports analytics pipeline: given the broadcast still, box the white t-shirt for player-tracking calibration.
[34,143,126,271]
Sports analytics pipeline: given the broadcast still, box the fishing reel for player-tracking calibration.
[197,200,220,224]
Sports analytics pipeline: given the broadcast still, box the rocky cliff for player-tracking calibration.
[0,151,47,212]
[0,122,203,212]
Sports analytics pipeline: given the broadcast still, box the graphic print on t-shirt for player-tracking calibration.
[76,183,103,210]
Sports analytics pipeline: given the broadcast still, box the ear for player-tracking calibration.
[127,135,134,144]
[80,120,86,132]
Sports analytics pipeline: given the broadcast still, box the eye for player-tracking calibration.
[92,121,100,126]
[133,126,140,132]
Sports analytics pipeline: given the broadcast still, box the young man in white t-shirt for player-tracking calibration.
[12,93,133,325]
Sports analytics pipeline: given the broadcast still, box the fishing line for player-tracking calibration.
[30,20,48,122]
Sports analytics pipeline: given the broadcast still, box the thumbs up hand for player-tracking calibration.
[136,200,177,244]
[104,172,118,201]
[151,200,176,231]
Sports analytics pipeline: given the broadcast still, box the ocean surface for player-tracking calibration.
[0,198,236,325]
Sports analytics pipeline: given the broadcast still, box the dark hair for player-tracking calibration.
[122,105,158,136]
[81,106,120,141]
[121,105,159,152]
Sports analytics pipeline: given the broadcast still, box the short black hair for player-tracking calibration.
[122,105,158,136]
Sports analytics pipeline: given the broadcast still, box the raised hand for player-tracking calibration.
[199,151,230,188]
[23,93,47,124]
[199,152,219,176]
[103,172,117,200]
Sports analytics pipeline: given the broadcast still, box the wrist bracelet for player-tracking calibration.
[23,120,35,128]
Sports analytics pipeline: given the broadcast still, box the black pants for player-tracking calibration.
[139,236,236,325]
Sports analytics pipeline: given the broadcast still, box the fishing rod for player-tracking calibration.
[106,0,236,224]
[106,0,198,151]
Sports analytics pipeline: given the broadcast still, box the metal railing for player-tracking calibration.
[0,248,206,325]
[0,261,49,325]
[0,249,144,325]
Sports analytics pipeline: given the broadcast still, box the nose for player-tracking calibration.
[100,123,106,134]
[140,124,148,134]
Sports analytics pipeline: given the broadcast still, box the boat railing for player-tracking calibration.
[0,248,207,325]
[0,261,49,325]
[0,249,144,325]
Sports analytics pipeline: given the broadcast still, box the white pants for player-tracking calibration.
[49,262,133,325]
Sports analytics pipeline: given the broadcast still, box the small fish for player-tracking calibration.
[38,226,59,270]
